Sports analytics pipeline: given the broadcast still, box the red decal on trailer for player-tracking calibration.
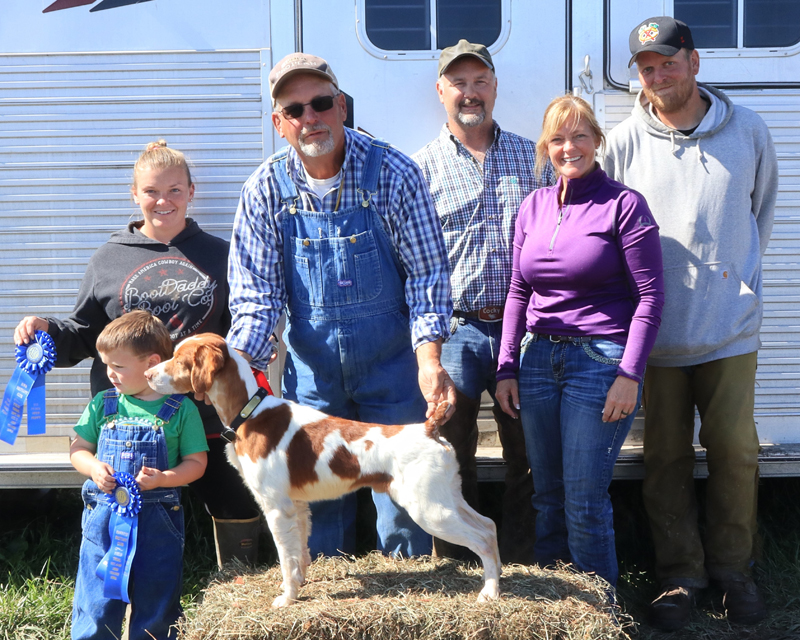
[43,0,96,13]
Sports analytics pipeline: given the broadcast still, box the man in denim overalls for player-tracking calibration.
[227,53,456,557]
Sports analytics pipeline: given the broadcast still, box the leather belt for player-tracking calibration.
[531,333,593,344]
[454,305,504,323]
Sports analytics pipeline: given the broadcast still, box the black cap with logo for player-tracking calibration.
[628,16,695,68]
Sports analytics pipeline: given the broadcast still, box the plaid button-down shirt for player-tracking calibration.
[414,122,555,312]
[228,128,452,369]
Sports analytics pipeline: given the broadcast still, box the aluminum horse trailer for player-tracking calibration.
[1,0,799,487]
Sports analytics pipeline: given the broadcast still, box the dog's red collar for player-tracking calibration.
[221,387,269,443]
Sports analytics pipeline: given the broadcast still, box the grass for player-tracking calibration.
[0,490,77,640]
[0,487,219,640]
[611,478,800,639]
[1,479,800,639]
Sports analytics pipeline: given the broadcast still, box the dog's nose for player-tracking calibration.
[144,369,153,380]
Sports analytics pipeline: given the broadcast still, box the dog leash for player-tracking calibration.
[220,369,272,444]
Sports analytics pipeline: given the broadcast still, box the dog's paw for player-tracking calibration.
[477,583,500,602]
[272,594,295,608]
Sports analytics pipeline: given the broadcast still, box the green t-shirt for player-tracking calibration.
[74,392,208,469]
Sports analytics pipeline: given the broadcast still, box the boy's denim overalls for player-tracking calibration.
[72,391,186,640]
[274,139,431,557]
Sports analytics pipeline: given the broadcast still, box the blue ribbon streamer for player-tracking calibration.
[0,331,56,445]
[96,472,142,603]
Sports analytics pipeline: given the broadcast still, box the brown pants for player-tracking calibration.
[642,352,760,588]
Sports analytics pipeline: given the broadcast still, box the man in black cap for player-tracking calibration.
[413,40,552,564]
[605,16,777,630]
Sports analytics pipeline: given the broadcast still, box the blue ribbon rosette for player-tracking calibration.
[0,331,56,445]
[95,472,142,603]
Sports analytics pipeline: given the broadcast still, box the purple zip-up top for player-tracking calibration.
[497,166,664,382]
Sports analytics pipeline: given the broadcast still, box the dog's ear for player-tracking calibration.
[190,343,225,395]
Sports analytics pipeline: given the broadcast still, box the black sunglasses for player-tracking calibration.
[279,94,338,120]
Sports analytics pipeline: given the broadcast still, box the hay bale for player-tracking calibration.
[179,553,634,640]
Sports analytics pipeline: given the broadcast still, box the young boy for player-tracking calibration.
[69,310,208,640]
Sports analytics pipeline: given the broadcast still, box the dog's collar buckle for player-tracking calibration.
[223,387,269,442]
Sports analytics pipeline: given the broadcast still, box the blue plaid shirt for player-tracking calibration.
[414,122,555,312]
[228,128,452,369]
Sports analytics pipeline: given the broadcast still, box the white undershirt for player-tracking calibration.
[304,168,342,202]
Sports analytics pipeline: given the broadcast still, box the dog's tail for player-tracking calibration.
[424,402,451,441]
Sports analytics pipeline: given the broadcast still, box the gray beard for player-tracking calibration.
[457,111,485,127]
[299,127,336,157]
[299,135,335,157]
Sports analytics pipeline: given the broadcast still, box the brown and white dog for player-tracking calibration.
[145,333,501,607]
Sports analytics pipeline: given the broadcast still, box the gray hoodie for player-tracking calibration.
[604,83,778,368]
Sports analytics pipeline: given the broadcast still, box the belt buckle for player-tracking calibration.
[549,335,563,343]
[478,306,503,322]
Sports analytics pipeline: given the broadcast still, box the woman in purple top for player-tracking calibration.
[496,95,664,588]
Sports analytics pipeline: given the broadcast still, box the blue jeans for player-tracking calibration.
[518,334,641,587]
[440,317,504,399]
[72,483,184,640]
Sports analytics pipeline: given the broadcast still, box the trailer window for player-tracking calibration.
[674,0,800,48]
[609,0,800,87]
[364,0,502,51]
[365,0,431,50]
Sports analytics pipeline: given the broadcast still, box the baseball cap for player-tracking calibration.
[269,53,339,104]
[628,16,695,68]
[438,40,494,77]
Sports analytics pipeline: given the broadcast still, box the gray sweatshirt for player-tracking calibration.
[604,83,778,367]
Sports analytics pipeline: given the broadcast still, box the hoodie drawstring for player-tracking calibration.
[669,130,705,165]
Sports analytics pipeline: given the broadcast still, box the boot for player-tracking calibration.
[432,390,481,561]
[649,584,696,631]
[721,577,767,625]
[213,516,261,569]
